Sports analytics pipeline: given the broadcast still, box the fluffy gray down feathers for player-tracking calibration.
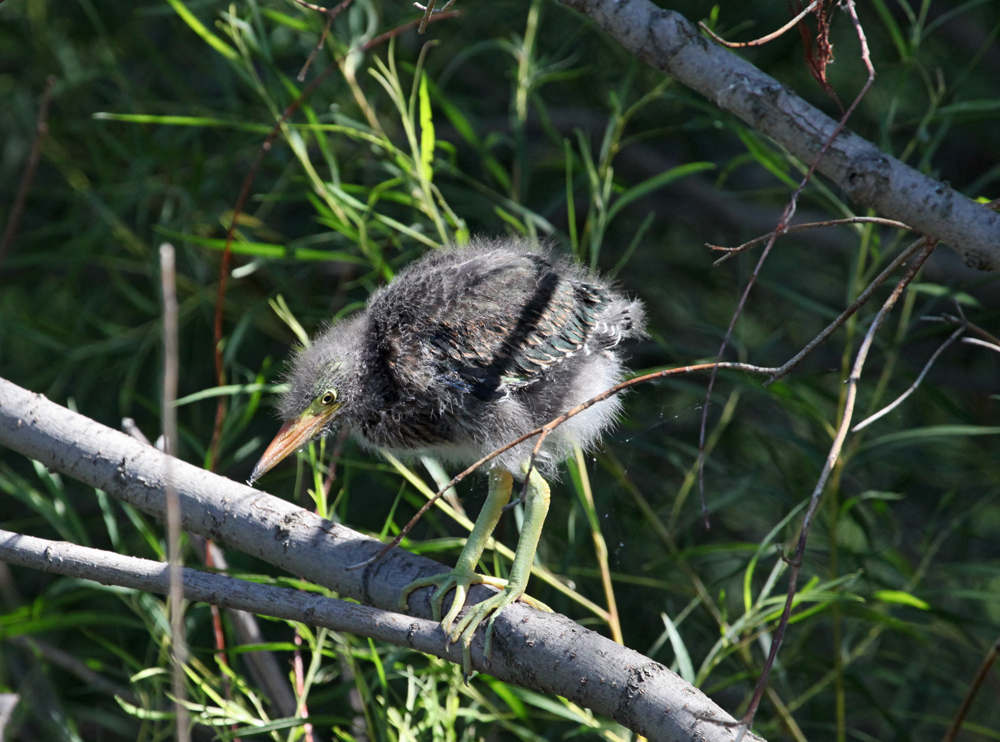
[277,238,645,474]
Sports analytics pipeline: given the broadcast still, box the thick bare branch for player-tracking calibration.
[0,529,464,664]
[0,376,763,742]
[555,0,1000,272]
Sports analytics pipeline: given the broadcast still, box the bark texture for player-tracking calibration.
[0,376,764,742]
[557,0,1000,271]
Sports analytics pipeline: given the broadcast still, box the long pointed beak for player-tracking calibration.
[250,408,336,484]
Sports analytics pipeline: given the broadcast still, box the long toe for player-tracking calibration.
[449,586,524,664]
[438,582,468,637]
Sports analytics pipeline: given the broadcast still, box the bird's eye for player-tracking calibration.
[320,389,338,406]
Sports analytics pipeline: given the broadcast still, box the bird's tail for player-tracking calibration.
[590,299,647,350]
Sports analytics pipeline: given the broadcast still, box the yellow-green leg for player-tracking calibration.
[400,468,513,625]
[448,465,551,662]
[398,466,552,675]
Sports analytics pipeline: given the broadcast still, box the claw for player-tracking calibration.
[398,568,517,675]
[395,467,552,678]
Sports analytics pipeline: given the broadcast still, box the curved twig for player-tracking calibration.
[851,321,966,432]
[709,217,912,266]
[765,235,934,385]
[348,361,778,571]
[735,239,937,737]
[698,0,820,49]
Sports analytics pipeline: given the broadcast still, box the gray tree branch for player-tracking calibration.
[0,376,764,742]
[0,529,464,664]
[556,0,1000,272]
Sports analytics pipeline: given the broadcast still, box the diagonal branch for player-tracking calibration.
[0,375,763,742]
[765,235,935,385]
[555,0,1000,272]
[736,239,937,734]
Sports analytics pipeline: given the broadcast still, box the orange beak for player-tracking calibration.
[249,408,336,484]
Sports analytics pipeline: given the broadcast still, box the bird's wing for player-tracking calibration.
[371,250,610,398]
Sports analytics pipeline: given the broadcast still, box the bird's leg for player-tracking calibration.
[446,465,552,669]
[398,468,514,639]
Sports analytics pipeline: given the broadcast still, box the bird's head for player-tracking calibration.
[250,317,364,484]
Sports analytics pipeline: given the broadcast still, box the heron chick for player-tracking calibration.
[252,238,645,672]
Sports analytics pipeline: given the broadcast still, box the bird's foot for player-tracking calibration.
[447,583,552,672]
[398,570,551,679]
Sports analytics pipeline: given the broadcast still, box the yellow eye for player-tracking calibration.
[320,389,338,406]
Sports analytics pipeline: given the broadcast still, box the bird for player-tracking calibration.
[250,237,645,672]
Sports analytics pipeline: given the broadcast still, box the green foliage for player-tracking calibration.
[1,1,999,741]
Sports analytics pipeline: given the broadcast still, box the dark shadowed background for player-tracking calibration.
[1,1,999,740]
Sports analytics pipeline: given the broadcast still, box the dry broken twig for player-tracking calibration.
[765,235,936,385]
[709,217,912,266]
[698,0,821,49]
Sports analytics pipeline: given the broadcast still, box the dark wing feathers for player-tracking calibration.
[367,245,621,399]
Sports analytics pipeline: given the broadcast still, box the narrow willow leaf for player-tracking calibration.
[419,73,435,183]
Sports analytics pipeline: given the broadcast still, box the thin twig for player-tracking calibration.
[703,0,880,508]
[0,75,56,274]
[922,312,1000,351]
[852,321,966,431]
[159,243,190,742]
[699,0,877,529]
[415,0,456,34]
[0,529,462,664]
[709,217,912,266]
[963,337,1000,355]
[939,315,1000,346]
[294,0,353,81]
[699,0,820,49]
[943,635,1000,742]
[417,0,437,33]
[206,10,460,472]
[765,235,934,385]
[347,361,778,571]
[735,239,936,738]
[291,0,346,12]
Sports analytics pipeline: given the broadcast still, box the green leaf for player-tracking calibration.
[419,72,435,182]
[661,612,695,684]
[164,0,239,62]
[937,99,1000,118]
[874,590,930,610]
[908,282,981,307]
[869,0,910,60]
[606,162,714,222]
[153,227,369,263]
[173,383,281,407]
[864,425,1000,451]
[494,206,528,235]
